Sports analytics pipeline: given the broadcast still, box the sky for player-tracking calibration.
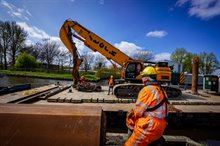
[0,0,220,64]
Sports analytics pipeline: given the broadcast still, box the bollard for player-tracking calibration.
[192,57,199,94]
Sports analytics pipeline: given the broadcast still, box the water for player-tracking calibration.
[0,75,108,88]
[0,75,72,88]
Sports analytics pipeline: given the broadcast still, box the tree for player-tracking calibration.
[15,52,37,71]
[171,48,219,74]
[39,39,60,71]
[199,52,207,74]
[94,54,107,70]
[0,21,11,69]
[131,50,153,61]
[199,52,219,74]
[56,50,68,72]
[183,53,196,73]
[0,21,3,69]
[0,43,3,69]
[27,42,44,62]
[0,21,27,69]
[81,51,94,72]
[67,53,73,73]
[8,22,27,67]
[171,48,188,72]
[95,67,120,79]
[171,48,187,64]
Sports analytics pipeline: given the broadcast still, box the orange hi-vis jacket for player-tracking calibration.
[108,78,114,87]
[125,84,168,146]
[80,75,85,84]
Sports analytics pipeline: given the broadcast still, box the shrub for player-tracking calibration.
[15,52,37,71]
[95,67,120,79]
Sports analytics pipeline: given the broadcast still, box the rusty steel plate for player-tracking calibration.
[0,104,105,146]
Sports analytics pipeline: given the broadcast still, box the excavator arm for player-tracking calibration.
[59,21,83,87]
[60,19,134,69]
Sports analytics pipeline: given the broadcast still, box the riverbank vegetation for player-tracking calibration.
[0,70,99,81]
[0,67,120,81]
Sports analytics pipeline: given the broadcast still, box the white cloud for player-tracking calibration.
[176,0,220,20]
[17,22,50,39]
[26,10,32,16]
[114,41,142,56]
[146,30,168,38]
[16,22,62,50]
[176,0,190,6]
[0,0,31,21]
[154,52,171,62]
[25,39,34,46]
[213,69,220,75]
[16,21,88,54]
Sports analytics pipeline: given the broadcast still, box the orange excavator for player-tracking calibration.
[59,19,181,98]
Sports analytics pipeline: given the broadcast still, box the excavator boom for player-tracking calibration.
[60,20,133,68]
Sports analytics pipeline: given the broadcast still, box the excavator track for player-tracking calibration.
[113,83,182,99]
[113,84,144,99]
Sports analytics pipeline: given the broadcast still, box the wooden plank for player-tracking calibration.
[64,96,72,103]
[47,96,59,102]
[58,96,66,102]
[0,85,57,103]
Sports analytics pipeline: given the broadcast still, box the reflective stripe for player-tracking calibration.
[136,99,149,110]
[134,106,143,115]
[144,105,166,119]
[134,119,153,146]
[148,85,160,105]
[145,111,166,119]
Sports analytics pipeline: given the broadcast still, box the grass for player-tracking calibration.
[0,70,99,81]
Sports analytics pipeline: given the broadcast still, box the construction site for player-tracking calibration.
[0,77,220,145]
[0,19,220,146]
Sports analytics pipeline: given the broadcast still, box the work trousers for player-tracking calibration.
[108,86,113,94]
[124,117,167,146]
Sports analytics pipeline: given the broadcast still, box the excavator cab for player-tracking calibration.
[125,62,143,82]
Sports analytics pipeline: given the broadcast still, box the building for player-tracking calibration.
[162,59,182,73]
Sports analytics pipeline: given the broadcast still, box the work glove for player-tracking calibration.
[127,109,134,119]
[126,109,135,129]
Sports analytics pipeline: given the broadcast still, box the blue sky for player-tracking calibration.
[0,0,220,62]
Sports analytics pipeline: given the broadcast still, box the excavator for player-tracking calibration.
[59,19,181,98]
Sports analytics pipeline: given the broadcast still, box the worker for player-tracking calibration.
[79,73,85,85]
[137,63,141,75]
[125,66,168,146]
[107,75,115,95]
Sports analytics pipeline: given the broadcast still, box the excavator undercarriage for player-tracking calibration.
[113,83,182,99]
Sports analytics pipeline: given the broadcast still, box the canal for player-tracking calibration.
[0,75,108,88]
[0,75,72,87]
